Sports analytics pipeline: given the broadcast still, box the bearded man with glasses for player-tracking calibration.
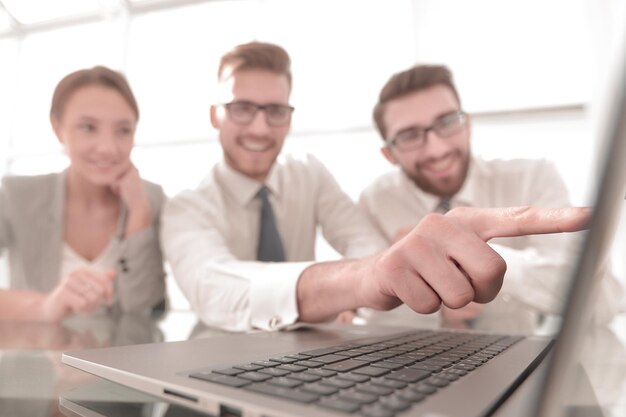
[359,65,621,330]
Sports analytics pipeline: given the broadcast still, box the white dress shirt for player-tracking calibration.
[161,153,387,332]
[359,156,622,329]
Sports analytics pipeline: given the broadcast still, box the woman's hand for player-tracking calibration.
[111,163,152,236]
[40,268,116,322]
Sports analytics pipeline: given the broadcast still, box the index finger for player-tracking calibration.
[447,206,592,241]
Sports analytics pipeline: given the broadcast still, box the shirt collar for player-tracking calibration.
[216,160,281,206]
[452,155,480,207]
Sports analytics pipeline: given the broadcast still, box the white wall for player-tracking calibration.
[0,0,624,308]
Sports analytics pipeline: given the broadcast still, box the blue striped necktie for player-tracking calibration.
[256,186,286,262]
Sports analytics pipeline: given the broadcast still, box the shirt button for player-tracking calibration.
[269,316,282,329]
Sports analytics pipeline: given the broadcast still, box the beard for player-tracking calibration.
[407,152,471,198]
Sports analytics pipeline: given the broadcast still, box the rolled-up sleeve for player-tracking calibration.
[161,192,312,332]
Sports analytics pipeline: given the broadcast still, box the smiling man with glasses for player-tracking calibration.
[160,41,390,331]
[359,64,621,329]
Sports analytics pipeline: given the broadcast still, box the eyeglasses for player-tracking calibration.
[386,111,468,152]
[220,101,295,127]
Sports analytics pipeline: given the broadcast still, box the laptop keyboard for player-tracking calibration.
[189,330,522,417]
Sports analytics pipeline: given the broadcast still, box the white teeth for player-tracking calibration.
[428,158,453,172]
[241,140,271,152]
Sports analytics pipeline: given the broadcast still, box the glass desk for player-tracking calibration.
[1,311,624,417]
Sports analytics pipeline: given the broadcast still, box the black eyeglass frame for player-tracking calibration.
[385,110,468,152]
[219,100,295,127]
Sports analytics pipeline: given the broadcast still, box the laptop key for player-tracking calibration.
[317,397,361,413]
[295,360,323,368]
[464,358,486,366]
[353,366,390,377]
[190,373,250,388]
[285,354,312,360]
[445,368,468,376]
[370,361,404,370]
[336,372,370,383]
[337,390,378,405]
[311,354,350,364]
[300,347,344,357]
[305,368,337,377]
[424,376,450,388]
[270,356,298,364]
[411,383,437,395]
[408,363,443,372]
[244,382,319,403]
[370,378,407,389]
[323,359,369,372]
[356,383,394,396]
[337,349,368,358]
[385,356,417,365]
[379,395,411,412]
[277,364,307,372]
[212,368,243,376]
[259,368,291,377]
[267,377,303,389]
[386,368,431,383]
[319,376,356,389]
[361,403,396,417]
[233,363,263,371]
[252,360,281,367]
[239,371,272,382]
[438,371,461,381]
[288,372,321,383]
[301,382,339,396]
[397,389,426,403]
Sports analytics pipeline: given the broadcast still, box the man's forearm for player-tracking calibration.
[296,258,371,323]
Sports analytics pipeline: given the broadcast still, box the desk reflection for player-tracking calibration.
[0,313,163,417]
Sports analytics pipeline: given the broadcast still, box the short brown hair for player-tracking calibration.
[50,65,139,121]
[218,41,292,87]
[373,65,460,140]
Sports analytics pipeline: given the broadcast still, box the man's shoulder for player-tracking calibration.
[476,156,556,177]
[273,153,336,186]
[361,169,406,197]
[278,152,326,171]
[167,168,221,206]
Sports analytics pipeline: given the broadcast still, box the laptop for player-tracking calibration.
[61,53,626,417]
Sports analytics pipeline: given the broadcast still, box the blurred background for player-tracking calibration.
[0,0,624,310]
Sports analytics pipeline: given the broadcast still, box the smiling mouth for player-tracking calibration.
[90,160,117,168]
[240,139,273,153]
[424,155,456,175]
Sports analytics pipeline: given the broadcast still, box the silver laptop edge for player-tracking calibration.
[533,34,626,417]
